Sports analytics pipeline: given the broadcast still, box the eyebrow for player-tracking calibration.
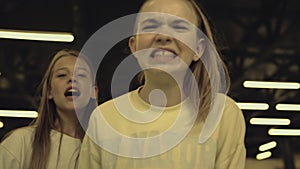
[141,18,160,25]
[171,19,191,25]
[54,67,68,72]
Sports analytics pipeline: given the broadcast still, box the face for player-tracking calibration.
[48,55,96,114]
[129,0,205,76]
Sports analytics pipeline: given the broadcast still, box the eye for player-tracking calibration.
[57,74,66,78]
[172,25,189,32]
[141,24,159,32]
[75,71,89,78]
[77,73,88,78]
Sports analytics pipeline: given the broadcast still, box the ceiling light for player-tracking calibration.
[243,81,300,89]
[250,118,290,125]
[0,110,38,118]
[236,102,269,110]
[259,141,277,151]
[276,104,300,111]
[0,29,74,42]
[256,151,272,160]
[0,121,3,128]
[268,129,300,136]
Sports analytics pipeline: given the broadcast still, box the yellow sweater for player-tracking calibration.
[78,89,246,169]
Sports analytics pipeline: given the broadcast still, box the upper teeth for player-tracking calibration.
[68,89,78,92]
[153,50,175,57]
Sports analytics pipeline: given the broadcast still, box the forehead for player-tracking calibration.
[140,0,198,25]
[53,55,89,71]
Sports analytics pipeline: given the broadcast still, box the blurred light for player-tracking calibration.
[276,104,300,111]
[0,29,74,42]
[243,81,300,89]
[250,118,290,125]
[259,141,277,151]
[256,151,272,160]
[0,110,38,118]
[268,129,300,136]
[0,121,3,128]
[236,102,269,110]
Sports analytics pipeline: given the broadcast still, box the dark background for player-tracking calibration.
[0,0,299,164]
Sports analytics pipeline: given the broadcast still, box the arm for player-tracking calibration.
[215,96,246,169]
[0,144,20,169]
[0,127,33,169]
[77,135,102,169]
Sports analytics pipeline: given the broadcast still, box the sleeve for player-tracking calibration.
[77,135,102,169]
[0,129,29,169]
[215,96,246,169]
[0,144,20,169]
[78,107,104,169]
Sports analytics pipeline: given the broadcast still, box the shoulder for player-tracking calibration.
[222,95,245,125]
[216,94,246,142]
[93,90,136,117]
[1,126,35,143]
[0,126,35,163]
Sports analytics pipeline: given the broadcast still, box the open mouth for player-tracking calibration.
[64,87,80,97]
[150,48,177,63]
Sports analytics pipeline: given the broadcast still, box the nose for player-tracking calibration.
[68,74,77,83]
[154,34,172,45]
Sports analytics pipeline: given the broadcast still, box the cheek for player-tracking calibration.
[135,34,155,49]
[49,80,62,97]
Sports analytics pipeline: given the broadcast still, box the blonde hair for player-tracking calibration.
[29,49,97,169]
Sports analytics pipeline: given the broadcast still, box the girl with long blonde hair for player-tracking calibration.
[0,49,98,169]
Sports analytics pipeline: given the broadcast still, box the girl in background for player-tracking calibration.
[0,49,98,169]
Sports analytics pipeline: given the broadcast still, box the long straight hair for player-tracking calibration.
[28,49,97,169]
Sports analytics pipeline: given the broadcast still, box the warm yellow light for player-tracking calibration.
[0,121,3,128]
[0,29,74,42]
[268,129,300,136]
[256,151,272,160]
[243,81,300,89]
[276,104,300,111]
[0,110,38,118]
[250,118,290,125]
[236,102,269,110]
[259,141,277,151]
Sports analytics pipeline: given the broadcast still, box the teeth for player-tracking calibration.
[65,88,80,97]
[152,50,175,57]
[68,89,78,92]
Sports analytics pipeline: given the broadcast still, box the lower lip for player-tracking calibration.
[65,96,79,100]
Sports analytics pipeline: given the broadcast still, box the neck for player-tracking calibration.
[55,109,82,139]
[140,72,187,107]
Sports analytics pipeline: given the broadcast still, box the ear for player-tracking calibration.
[91,85,98,99]
[193,38,205,61]
[128,36,137,55]
[48,92,53,99]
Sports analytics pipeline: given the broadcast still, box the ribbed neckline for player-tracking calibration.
[130,86,189,112]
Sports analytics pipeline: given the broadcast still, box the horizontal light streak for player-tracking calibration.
[243,81,300,89]
[0,121,3,128]
[236,102,269,110]
[0,29,74,42]
[276,104,300,111]
[250,118,290,125]
[256,151,272,160]
[0,110,38,118]
[259,141,277,151]
[268,129,300,136]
